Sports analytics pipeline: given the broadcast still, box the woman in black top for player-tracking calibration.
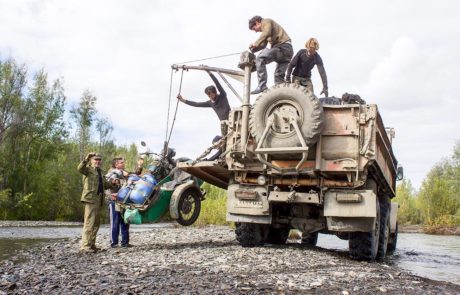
[286,38,328,97]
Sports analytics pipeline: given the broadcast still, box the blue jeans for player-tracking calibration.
[108,202,129,246]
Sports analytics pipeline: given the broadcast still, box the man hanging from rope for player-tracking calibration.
[248,15,293,94]
[176,71,230,154]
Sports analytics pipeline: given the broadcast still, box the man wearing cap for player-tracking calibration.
[105,156,144,248]
[78,152,117,253]
[248,16,293,94]
[285,38,328,97]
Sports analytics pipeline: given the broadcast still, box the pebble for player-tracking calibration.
[0,225,459,294]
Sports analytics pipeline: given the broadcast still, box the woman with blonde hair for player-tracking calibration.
[286,38,328,97]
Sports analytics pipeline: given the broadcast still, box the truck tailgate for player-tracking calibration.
[177,161,230,189]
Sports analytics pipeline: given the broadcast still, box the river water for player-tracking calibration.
[0,224,459,285]
[317,233,460,285]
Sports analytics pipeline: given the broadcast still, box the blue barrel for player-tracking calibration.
[142,173,157,185]
[129,180,156,204]
[128,174,141,183]
[117,186,132,203]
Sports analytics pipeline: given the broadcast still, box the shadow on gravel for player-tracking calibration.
[137,240,239,251]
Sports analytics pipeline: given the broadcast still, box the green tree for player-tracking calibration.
[394,179,421,224]
[0,59,26,147]
[95,116,113,155]
[418,142,460,226]
[70,90,97,160]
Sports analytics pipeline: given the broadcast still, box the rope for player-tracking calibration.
[175,52,242,65]
[163,51,241,154]
[165,68,185,149]
[165,68,174,143]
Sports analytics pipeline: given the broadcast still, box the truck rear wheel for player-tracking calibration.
[249,83,324,149]
[349,200,380,261]
[387,222,398,253]
[301,231,319,246]
[266,227,289,245]
[235,223,267,247]
[376,197,390,261]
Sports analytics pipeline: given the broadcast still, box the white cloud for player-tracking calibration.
[1,0,459,189]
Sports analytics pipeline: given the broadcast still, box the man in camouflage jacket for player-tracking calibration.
[78,152,117,252]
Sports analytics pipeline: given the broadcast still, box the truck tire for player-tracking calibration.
[301,231,318,246]
[249,83,324,149]
[387,223,398,253]
[176,188,201,226]
[235,223,267,247]
[376,197,390,261]
[349,200,380,261]
[266,227,289,245]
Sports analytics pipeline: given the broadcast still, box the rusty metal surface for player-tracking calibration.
[241,177,361,188]
[177,161,230,189]
[181,103,398,195]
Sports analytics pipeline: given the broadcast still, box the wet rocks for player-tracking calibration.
[1,225,459,294]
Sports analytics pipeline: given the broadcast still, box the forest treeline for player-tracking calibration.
[0,58,140,221]
[394,142,460,227]
[0,57,459,227]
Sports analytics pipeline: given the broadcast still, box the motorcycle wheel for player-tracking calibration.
[176,188,202,226]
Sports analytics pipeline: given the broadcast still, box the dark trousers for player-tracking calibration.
[108,201,129,246]
[255,42,294,90]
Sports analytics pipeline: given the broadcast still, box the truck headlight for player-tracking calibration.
[257,175,267,186]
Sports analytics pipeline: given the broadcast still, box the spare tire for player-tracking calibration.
[249,83,324,149]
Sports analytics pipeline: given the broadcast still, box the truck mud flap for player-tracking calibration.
[324,189,377,232]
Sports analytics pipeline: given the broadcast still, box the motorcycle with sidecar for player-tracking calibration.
[115,144,205,226]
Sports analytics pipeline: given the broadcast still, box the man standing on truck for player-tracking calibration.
[248,16,293,94]
[177,71,230,138]
[285,38,328,97]
[105,156,144,248]
[78,153,118,253]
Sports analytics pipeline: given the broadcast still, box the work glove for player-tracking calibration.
[285,76,291,83]
[85,152,96,162]
[320,88,328,97]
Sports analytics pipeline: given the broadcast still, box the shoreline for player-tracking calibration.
[1,225,459,294]
[399,224,460,236]
[2,220,460,236]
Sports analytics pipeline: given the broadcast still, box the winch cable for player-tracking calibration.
[164,68,185,154]
[164,50,242,153]
[164,68,174,144]
[174,51,242,65]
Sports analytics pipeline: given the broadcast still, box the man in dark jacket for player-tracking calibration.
[248,15,293,94]
[286,38,328,97]
[177,71,230,137]
[78,152,116,253]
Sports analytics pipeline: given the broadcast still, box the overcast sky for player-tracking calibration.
[1,0,459,190]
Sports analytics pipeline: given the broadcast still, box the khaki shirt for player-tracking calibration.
[77,160,113,204]
[253,18,291,51]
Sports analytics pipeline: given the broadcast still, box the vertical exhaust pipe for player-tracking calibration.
[238,51,256,155]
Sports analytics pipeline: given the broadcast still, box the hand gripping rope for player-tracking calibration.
[163,51,242,153]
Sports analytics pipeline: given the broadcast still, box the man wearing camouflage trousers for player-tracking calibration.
[78,152,117,253]
[248,16,293,94]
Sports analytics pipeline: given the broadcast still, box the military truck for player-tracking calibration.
[175,51,403,261]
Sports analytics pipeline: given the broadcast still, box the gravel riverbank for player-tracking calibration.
[1,225,459,294]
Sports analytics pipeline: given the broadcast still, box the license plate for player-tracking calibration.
[236,200,263,208]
